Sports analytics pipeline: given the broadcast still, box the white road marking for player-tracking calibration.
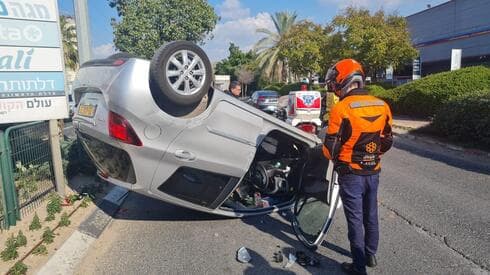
[37,231,96,275]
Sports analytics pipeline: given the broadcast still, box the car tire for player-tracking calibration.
[149,41,212,107]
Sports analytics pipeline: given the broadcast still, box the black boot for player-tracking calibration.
[366,255,377,267]
[340,262,367,275]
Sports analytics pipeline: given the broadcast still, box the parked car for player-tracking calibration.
[72,41,340,250]
[250,90,279,114]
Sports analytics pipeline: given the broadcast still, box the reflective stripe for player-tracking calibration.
[349,100,385,109]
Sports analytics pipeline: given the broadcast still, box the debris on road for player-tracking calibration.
[236,247,251,263]
[273,246,283,263]
[284,253,297,269]
[296,251,307,266]
[295,250,320,267]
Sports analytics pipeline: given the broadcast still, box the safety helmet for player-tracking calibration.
[325,59,365,98]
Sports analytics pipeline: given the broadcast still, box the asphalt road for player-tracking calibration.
[74,136,490,275]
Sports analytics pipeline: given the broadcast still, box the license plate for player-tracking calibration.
[78,104,96,117]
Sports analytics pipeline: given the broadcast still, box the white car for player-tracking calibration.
[72,41,340,250]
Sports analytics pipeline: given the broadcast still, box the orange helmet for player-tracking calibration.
[325,59,365,98]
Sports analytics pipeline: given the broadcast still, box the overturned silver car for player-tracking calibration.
[72,41,340,250]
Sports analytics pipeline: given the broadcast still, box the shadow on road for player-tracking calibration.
[243,248,295,275]
[106,191,345,274]
[111,191,230,222]
[322,241,351,258]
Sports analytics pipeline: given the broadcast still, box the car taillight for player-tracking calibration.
[297,123,317,134]
[108,111,142,146]
[112,58,126,66]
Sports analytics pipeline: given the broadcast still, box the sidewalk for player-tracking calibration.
[392,115,431,130]
[392,115,487,150]
[392,115,490,165]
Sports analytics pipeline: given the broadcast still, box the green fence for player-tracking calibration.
[0,121,56,229]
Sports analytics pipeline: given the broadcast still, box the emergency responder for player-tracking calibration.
[320,90,339,127]
[322,59,393,275]
[225,80,241,98]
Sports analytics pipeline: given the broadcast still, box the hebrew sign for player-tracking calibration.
[0,0,67,123]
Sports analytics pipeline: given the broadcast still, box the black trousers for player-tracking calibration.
[339,173,380,273]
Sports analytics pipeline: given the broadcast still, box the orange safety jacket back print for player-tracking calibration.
[322,88,393,175]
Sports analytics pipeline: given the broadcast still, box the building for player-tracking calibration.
[406,0,490,75]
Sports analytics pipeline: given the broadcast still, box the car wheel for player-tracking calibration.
[150,41,212,107]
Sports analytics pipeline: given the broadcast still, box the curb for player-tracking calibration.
[37,186,129,275]
[392,124,490,158]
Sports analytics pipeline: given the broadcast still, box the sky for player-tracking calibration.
[57,0,448,61]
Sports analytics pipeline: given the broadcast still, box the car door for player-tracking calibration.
[251,91,258,106]
[291,158,342,250]
[150,98,264,212]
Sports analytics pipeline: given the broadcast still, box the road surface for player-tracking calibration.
[74,136,490,274]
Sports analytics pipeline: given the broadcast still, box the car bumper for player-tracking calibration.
[258,105,278,113]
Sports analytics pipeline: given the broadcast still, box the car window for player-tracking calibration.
[157,166,238,209]
[260,91,278,97]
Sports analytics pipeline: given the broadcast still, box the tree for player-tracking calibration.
[279,21,327,82]
[107,0,128,16]
[111,0,218,59]
[215,43,256,78]
[60,16,78,70]
[328,7,417,79]
[254,11,298,82]
[215,43,259,96]
[236,67,254,96]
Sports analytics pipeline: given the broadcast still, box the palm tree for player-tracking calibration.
[254,11,297,82]
[60,15,79,71]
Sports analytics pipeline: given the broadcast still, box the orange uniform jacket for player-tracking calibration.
[322,89,393,175]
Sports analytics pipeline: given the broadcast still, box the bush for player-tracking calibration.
[58,212,71,227]
[42,227,55,244]
[432,90,490,149]
[392,66,490,117]
[80,195,92,208]
[46,193,62,221]
[1,235,18,261]
[9,262,28,275]
[29,213,42,231]
[15,231,27,247]
[372,82,396,90]
[279,82,302,96]
[32,245,48,256]
[262,85,282,92]
[366,85,399,111]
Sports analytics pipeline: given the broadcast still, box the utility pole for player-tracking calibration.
[74,0,92,64]
[49,0,92,198]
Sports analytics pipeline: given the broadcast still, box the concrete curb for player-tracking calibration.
[37,186,129,275]
[392,124,490,158]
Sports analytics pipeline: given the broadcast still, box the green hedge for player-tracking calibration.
[274,83,327,96]
[432,90,490,149]
[366,84,399,111]
[263,85,282,92]
[392,66,490,117]
[279,82,302,95]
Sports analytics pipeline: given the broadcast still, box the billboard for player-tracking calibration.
[0,0,67,123]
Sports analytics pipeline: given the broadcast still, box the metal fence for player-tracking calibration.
[0,121,56,229]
